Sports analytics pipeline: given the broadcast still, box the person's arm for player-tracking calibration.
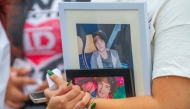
[5,67,36,108]
[44,73,190,109]
[86,76,190,109]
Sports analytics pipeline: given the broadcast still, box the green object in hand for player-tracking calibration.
[67,80,72,86]
[91,103,96,109]
[47,70,54,76]
[80,87,83,91]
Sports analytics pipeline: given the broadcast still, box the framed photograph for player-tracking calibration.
[66,68,134,99]
[59,2,152,96]
[75,24,131,69]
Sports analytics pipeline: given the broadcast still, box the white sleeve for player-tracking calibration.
[152,0,190,79]
[0,22,10,108]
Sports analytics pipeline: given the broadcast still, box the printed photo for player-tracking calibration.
[75,76,126,99]
[66,69,134,98]
[76,24,133,69]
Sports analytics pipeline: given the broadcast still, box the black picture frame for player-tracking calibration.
[66,68,135,98]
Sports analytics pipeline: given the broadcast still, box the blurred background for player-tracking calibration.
[6,0,90,109]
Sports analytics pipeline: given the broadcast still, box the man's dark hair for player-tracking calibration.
[92,30,108,45]
[96,77,116,95]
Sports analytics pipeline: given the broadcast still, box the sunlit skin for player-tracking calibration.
[97,78,111,98]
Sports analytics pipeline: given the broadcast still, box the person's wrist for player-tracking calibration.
[87,98,93,108]
[87,97,96,109]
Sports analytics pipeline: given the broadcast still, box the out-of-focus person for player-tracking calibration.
[0,0,22,108]
[6,0,89,109]
[6,0,64,108]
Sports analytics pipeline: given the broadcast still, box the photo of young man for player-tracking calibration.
[74,76,126,99]
[76,24,132,69]
[91,30,122,68]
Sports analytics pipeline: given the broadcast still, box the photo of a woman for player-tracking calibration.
[91,30,122,68]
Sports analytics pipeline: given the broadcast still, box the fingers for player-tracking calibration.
[6,100,23,109]
[48,74,67,87]
[53,86,84,109]
[52,84,73,97]
[10,67,30,76]
[68,91,85,107]
[36,80,48,91]
[59,85,81,103]
[11,76,36,86]
[7,86,29,102]
[45,85,87,109]
[13,88,29,102]
[74,92,91,109]
[44,84,72,99]
[44,88,56,99]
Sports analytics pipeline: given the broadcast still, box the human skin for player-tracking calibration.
[5,67,36,108]
[45,74,91,109]
[97,78,111,98]
[45,74,190,109]
[89,76,190,109]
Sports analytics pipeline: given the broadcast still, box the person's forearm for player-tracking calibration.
[88,96,158,109]
[87,76,190,109]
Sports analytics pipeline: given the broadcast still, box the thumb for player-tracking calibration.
[47,70,67,87]
[52,83,73,97]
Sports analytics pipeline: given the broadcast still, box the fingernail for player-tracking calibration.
[67,80,72,86]
[80,87,83,91]
[91,103,96,109]
[47,70,54,76]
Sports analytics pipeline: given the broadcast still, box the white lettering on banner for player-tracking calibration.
[24,27,55,51]
[33,31,55,50]
[24,33,34,51]
[23,0,63,65]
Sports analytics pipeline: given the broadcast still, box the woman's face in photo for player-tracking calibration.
[94,36,106,52]
[97,78,111,98]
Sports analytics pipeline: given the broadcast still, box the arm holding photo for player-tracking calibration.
[45,1,190,109]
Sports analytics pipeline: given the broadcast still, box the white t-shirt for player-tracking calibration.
[0,22,10,108]
[91,0,190,79]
